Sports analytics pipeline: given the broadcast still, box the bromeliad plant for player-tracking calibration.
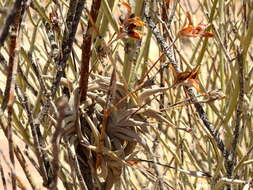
[76,73,173,189]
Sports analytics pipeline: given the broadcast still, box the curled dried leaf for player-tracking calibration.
[117,118,151,128]
[172,65,204,94]
[127,29,142,40]
[138,87,170,104]
[142,108,177,127]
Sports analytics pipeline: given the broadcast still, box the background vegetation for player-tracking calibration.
[0,0,252,189]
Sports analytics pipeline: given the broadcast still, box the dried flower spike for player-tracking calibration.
[49,10,61,32]
[118,1,145,40]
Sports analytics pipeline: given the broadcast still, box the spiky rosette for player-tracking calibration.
[55,73,172,190]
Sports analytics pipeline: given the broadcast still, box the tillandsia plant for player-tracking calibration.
[0,0,252,190]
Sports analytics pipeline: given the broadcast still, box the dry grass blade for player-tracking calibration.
[0,0,252,189]
[0,148,28,190]
[67,140,89,190]
[226,48,245,180]
[14,147,38,190]
[131,159,212,177]
[96,68,116,169]
[15,86,50,186]
[0,157,7,190]
[144,2,229,159]
[1,2,26,189]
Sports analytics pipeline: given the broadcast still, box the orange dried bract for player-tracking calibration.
[172,65,204,94]
[179,12,214,38]
[200,32,214,37]
[121,1,132,12]
[186,12,193,25]
[49,10,61,32]
[179,25,197,37]
[117,2,145,40]
[174,65,200,84]
[185,78,200,90]
[127,30,142,40]
[127,17,145,27]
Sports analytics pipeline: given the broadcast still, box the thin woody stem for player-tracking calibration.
[144,2,229,159]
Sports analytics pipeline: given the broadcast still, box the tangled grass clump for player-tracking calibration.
[0,0,252,190]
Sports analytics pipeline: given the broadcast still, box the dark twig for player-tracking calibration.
[0,158,7,190]
[1,2,26,189]
[35,0,85,123]
[19,52,53,187]
[51,0,85,97]
[67,141,89,190]
[1,10,22,111]
[15,147,38,190]
[144,13,180,73]
[227,48,244,178]
[15,86,49,186]
[0,53,38,96]
[153,3,167,183]
[190,92,228,158]
[44,22,60,60]
[144,4,229,159]
[0,0,25,47]
[23,146,40,173]
[30,1,85,186]
[50,97,69,190]
[0,149,16,189]
[79,0,102,103]
[232,48,244,158]
[166,0,179,29]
